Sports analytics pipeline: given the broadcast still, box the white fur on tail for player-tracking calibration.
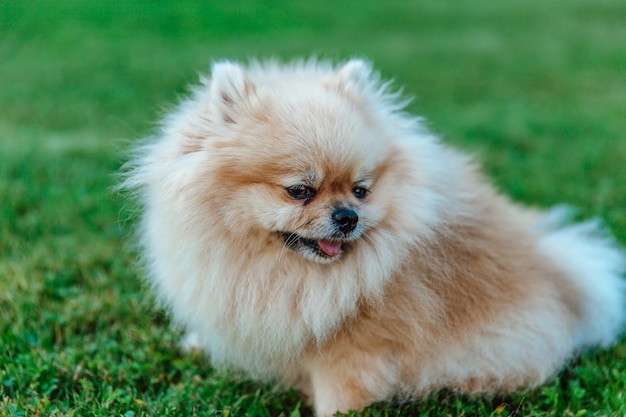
[538,213,626,349]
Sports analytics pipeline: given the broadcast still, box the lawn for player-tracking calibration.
[1,0,625,416]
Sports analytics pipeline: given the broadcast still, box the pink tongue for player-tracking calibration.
[317,239,342,257]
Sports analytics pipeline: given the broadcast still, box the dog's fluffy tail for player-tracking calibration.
[537,208,626,349]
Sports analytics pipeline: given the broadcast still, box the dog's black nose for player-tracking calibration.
[332,208,358,234]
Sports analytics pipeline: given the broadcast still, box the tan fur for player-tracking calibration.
[123,59,626,416]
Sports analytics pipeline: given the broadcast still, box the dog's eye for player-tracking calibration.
[286,184,316,200]
[352,186,369,199]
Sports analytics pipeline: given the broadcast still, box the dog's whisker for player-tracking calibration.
[276,228,307,269]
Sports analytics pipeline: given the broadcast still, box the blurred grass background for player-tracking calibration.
[1,0,625,416]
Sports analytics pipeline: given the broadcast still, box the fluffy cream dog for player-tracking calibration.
[124,59,625,416]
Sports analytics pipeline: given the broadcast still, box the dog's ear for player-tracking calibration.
[210,61,256,124]
[324,58,374,99]
[337,59,372,91]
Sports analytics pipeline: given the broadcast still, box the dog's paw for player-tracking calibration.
[179,331,202,353]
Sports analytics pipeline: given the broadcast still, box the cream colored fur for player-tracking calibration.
[123,58,626,416]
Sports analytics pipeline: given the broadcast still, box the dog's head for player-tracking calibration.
[191,60,400,263]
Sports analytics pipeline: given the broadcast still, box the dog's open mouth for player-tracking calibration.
[282,233,345,258]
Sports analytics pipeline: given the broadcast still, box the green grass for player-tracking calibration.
[1,0,625,416]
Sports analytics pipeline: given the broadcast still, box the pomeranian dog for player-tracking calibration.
[123,58,625,416]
